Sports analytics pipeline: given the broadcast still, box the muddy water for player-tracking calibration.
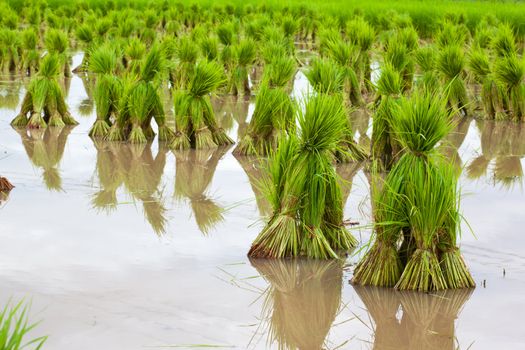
[0,62,525,349]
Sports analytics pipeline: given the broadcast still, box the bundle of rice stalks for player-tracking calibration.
[414,46,439,93]
[233,57,296,156]
[437,45,469,115]
[88,46,120,138]
[0,29,20,73]
[371,63,403,171]
[73,24,95,73]
[467,49,506,120]
[171,60,232,150]
[491,23,517,58]
[230,39,256,96]
[383,38,415,92]
[20,28,39,76]
[200,36,219,61]
[435,21,469,48]
[346,18,375,86]
[172,36,198,89]
[11,54,78,128]
[45,29,71,78]
[217,22,235,68]
[305,58,368,163]
[15,126,73,191]
[174,147,229,235]
[318,33,364,106]
[494,54,525,121]
[248,94,358,259]
[250,258,344,349]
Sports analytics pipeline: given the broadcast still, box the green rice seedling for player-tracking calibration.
[371,63,403,171]
[491,23,517,58]
[11,54,77,128]
[173,36,199,89]
[383,39,414,92]
[389,92,466,292]
[124,38,146,74]
[200,36,219,61]
[352,172,406,287]
[45,29,71,77]
[249,94,357,259]
[230,39,256,96]
[438,170,476,289]
[21,28,39,76]
[435,21,469,48]
[467,49,507,120]
[437,45,469,115]
[281,15,299,39]
[328,40,364,106]
[0,299,47,350]
[73,24,95,73]
[217,22,235,68]
[0,29,20,73]
[306,58,367,162]
[88,46,120,138]
[414,46,439,93]
[171,60,232,150]
[494,54,525,121]
[346,17,375,88]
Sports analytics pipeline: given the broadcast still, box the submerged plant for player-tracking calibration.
[248,94,358,259]
[11,54,77,129]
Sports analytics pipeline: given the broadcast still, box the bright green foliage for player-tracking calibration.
[0,300,47,350]
[249,94,358,259]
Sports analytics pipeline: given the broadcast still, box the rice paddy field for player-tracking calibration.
[1,0,525,349]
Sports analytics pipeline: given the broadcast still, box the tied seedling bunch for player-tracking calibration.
[353,92,475,291]
[371,63,403,171]
[248,94,358,259]
[233,56,296,156]
[171,60,233,150]
[305,58,367,163]
[11,54,77,129]
[107,46,174,143]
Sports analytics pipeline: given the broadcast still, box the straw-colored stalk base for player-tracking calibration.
[352,241,403,287]
[395,248,447,292]
[440,248,476,289]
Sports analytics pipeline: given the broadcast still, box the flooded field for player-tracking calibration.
[1,57,525,349]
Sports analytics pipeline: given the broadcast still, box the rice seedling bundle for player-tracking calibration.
[171,60,233,150]
[88,46,121,138]
[354,92,474,291]
[414,46,439,93]
[233,57,296,156]
[493,53,525,121]
[248,94,358,259]
[371,63,403,171]
[230,39,256,96]
[11,54,77,129]
[45,29,71,78]
[467,49,507,120]
[305,58,367,163]
[73,24,95,73]
[383,37,415,92]
[491,23,517,58]
[437,45,469,115]
[20,28,39,76]
[346,17,375,89]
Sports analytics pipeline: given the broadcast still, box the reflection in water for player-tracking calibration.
[337,161,364,208]
[350,108,371,151]
[467,120,525,187]
[441,117,472,174]
[0,75,22,110]
[92,141,168,235]
[213,95,251,138]
[174,147,230,235]
[77,74,95,117]
[15,126,74,191]
[250,258,345,350]
[234,155,271,216]
[354,286,472,350]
